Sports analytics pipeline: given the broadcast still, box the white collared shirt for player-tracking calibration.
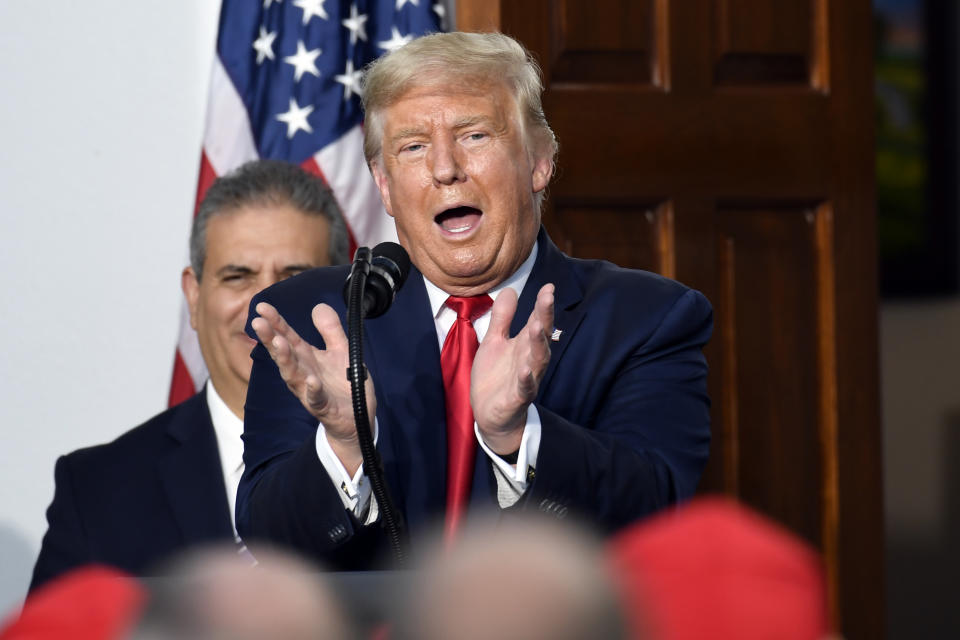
[315,244,543,520]
[206,381,245,539]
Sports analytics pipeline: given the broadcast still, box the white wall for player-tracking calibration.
[881,299,960,540]
[881,298,960,635]
[0,2,221,614]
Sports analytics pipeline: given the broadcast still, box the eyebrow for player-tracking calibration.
[281,263,317,272]
[215,263,317,277]
[388,115,494,146]
[216,265,254,277]
[388,126,429,148]
[451,115,489,130]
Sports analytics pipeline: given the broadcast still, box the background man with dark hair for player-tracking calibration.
[30,160,349,590]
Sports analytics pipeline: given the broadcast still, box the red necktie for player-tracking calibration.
[440,294,493,541]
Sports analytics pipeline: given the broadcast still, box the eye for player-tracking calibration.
[220,271,252,284]
[401,143,424,154]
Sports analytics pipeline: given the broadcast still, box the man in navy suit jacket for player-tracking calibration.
[238,32,713,568]
[29,161,349,591]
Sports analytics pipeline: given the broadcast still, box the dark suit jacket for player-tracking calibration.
[30,391,236,592]
[237,229,713,568]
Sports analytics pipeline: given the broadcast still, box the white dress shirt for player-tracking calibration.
[315,245,543,521]
[206,381,245,540]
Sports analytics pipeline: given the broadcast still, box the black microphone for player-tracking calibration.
[342,241,412,563]
[343,242,411,318]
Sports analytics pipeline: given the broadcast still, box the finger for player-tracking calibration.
[257,302,306,349]
[527,314,552,368]
[486,288,517,341]
[312,304,348,352]
[517,367,538,402]
[533,283,555,339]
[269,334,303,385]
[255,301,283,329]
[250,316,276,347]
[521,317,551,388]
[304,374,329,413]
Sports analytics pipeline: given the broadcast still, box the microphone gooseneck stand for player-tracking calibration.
[345,248,407,566]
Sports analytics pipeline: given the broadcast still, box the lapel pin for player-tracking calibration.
[551,328,562,342]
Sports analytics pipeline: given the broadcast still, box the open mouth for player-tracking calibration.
[435,206,482,234]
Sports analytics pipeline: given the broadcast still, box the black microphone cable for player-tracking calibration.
[344,243,410,566]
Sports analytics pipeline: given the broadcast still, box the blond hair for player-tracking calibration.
[361,31,558,173]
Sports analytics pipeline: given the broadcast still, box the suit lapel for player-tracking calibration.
[513,229,586,397]
[158,393,235,543]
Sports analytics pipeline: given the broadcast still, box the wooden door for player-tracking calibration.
[458,1,883,637]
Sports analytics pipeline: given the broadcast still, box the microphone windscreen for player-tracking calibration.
[371,242,411,290]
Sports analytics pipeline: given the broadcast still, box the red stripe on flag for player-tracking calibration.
[300,156,328,184]
[194,151,219,215]
[301,156,358,258]
[168,349,197,408]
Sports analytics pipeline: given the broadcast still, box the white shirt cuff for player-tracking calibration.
[475,404,541,506]
[315,419,379,524]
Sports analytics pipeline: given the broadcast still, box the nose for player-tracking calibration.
[261,271,285,289]
[427,137,466,186]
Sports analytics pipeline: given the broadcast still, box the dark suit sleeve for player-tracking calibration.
[30,456,90,593]
[522,288,713,531]
[236,292,387,568]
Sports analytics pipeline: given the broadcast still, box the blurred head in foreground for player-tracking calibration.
[131,546,354,640]
[393,515,631,640]
[608,497,833,640]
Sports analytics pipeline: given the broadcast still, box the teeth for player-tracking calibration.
[447,223,472,233]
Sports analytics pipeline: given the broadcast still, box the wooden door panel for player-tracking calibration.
[716,205,829,549]
[544,92,832,197]
[549,0,662,85]
[714,0,826,86]
[717,0,812,55]
[459,1,880,636]
[549,201,673,276]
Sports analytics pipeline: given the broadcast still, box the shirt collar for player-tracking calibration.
[205,380,244,473]
[422,242,538,317]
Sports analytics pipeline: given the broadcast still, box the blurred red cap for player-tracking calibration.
[608,497,831,640]
[0,566,146,640]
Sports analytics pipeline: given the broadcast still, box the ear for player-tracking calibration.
[369,160,394,217]
[181,266,201,331]
[530,151,554,195]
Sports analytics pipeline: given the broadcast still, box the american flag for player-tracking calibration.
[169,0,445,406]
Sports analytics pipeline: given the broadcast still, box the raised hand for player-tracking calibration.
[250,301,373,473]
[470,283,554,455]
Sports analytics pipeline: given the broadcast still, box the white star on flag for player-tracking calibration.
[433,2,445,19]
[396,0,419,9]
[342,5,369,45]
[378,26,412,53]
[263,0,283,7]
[276,98,315,138]
[335,59,363,100]
[293,0,329,24]
[252,27,278,64]
[284,40,322,82]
